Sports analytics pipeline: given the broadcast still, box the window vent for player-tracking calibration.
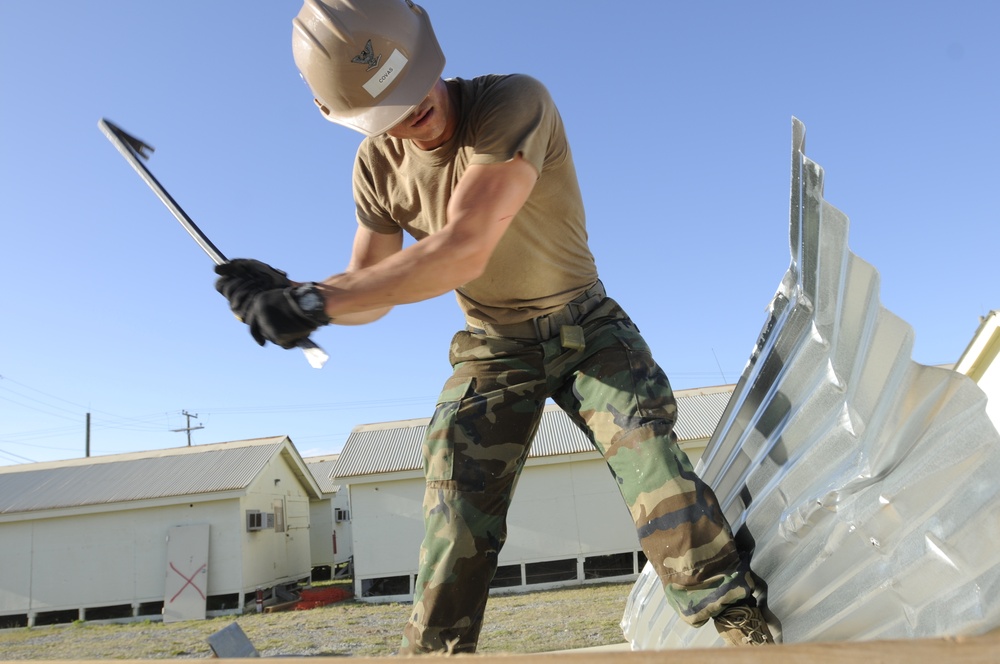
[246,510,263,532]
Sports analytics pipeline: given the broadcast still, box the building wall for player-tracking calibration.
[501,455,637,562]
[309,490,353,571]
[349,454,646,602]
[956,312,1000,432]
[971,332,999,430]
[241,454,315,589]
[1,448,319,624]
[0,520,33,614]
[309,500,335,569]
[981,360,1000,430]
[0,500,238,618]
[350,474,426,582]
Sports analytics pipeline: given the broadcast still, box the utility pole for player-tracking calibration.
[85,412,91,457]
[171,410,204,446]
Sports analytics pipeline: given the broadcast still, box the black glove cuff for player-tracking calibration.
[289,283,332,326]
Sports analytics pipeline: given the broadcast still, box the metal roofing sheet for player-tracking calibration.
[304,455,341,494]
[622,118,1000,648]
[332,387,734,480]
[0,437,288,515]
[672,389,732,442]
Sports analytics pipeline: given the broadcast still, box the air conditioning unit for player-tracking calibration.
[246,510,263,532]
[334,508,350,523]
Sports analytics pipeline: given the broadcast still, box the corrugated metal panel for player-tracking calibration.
[330,422,425,479]
[304,456,341,494]
[332,387,734,480]
[0,437,287,515]
[673,389,733,441]
[622,118,1000,648]
[529,409,594,457]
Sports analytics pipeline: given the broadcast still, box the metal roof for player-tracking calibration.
[623,118,1000,648]
[304,454,341,494]
[672,388,733,442]
[0,436,295,516]
[331,386,734,481]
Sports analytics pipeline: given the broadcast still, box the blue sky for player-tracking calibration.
[1,1,997,466]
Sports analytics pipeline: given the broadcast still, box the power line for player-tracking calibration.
[170,410,204,447]
[0,448,36,464]
[0,375,171,432]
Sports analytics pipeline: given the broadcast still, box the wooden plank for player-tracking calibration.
[262,599,299,614]
[20,630,1000,664]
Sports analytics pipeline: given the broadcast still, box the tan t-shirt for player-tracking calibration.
[352,74,598,325]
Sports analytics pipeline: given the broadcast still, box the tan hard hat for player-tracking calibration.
[292,0,445,136]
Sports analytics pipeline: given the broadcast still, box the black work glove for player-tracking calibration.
[243,285,330,349]
[214,259,292,320]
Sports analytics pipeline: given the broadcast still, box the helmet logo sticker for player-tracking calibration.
[352,40,382,72]
[361,48,409,99]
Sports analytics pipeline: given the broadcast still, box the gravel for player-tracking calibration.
[0,581,634,659]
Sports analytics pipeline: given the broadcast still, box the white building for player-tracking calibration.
[0,436,322,628]
[330,385,734,603]
[305,454,353,579]
[955,310,1000,430]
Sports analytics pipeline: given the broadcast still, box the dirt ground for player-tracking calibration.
[0,581,634,659]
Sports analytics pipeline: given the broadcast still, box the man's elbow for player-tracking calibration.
[439,229,495,285]
[332,306,394,326]
[453,245,494,286]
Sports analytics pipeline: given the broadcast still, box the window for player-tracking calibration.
[334,507,350,522]
[361,575,410,598]
[583,552,635,579]
[490,564,522,588]
[273,499,285,533]
[525,558,577,585]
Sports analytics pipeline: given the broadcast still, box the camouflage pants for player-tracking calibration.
[400,296,755,654]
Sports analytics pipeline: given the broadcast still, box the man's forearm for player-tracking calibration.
[321,158,536,319]
[328,306,393,326]
[317,224,487,318]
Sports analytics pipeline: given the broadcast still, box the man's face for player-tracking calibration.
[385,78,455,150]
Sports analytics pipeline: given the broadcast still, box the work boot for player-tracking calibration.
[713,605,774,646]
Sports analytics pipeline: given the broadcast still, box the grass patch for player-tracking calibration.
[0,581,633,658]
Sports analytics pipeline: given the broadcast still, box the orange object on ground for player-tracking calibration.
[294,585,353,610]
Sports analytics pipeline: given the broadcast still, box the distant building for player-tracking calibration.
[304,454,353,579]
[330,385,734,602]
[955,310,1000,430]
[0,436,322,628]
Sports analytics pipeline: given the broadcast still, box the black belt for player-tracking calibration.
[466,280,606,342]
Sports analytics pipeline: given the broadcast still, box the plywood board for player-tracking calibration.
[163,523,209,623]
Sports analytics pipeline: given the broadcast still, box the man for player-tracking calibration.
[215,0,775,653]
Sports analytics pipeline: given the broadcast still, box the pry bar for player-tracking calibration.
[98,118,329,369]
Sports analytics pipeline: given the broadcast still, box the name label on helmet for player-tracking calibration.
[363,49,408,99]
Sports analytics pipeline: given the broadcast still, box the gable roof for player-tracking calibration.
[331,385,735,481]
[0,436,323,517]
[304,454,342,493]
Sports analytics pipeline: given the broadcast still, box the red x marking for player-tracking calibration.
[169,562,207,603]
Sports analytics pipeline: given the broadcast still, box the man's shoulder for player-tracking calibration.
[454,73,549,96]
[355,131,403,165]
